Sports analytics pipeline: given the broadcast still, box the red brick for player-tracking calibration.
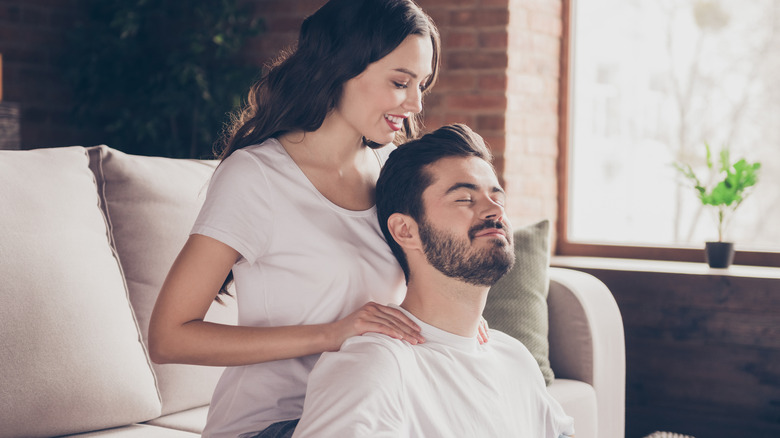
[446,51,507,70]
[420,114,445,131]
[478,9,510,26]
[476,114,505,131]
[481,134,506,153]
[441,113,476,127]
[433,72,477,91]
[449,10,477,27]
[480,0,510,7]
[477,73,507,91]
[444,93,506,111]
[424,8,450,27]
[443,30,478,49]
[421,92,445,111]
[450,9,509,27]
[479,30,508,49]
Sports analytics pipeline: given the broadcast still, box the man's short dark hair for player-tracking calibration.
[376,123,494,282]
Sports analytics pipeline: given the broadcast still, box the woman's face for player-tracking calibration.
[335,34,434,145]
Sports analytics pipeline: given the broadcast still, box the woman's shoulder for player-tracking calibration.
[219,138,286,172]
[226,138,284,161]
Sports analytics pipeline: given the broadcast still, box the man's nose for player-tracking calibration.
[480,197,505,221]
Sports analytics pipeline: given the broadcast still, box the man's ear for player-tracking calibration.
[387,213,422,251]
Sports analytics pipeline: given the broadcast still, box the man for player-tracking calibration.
[292,124,574,438]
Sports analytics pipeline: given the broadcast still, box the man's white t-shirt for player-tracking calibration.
[192,139,405,438]
[294,306,575,438]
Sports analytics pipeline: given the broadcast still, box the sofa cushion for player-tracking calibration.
[63,424,200,437]
[484,219,554,384]
[88,146,237,415]
[0,146,161,437]
[547,378,597,438]
[145,406,209,434]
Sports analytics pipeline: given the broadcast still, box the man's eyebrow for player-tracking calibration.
[445,182,477,194]
[445,183,505,195]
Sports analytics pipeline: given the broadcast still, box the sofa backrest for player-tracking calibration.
[87,145,237,415]
[0,145,238,437]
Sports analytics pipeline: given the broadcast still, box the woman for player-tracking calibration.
[148,0,444,437]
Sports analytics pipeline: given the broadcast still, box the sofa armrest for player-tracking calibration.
[547,267,625,438]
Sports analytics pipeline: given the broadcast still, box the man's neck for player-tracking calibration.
[400,272,489,338]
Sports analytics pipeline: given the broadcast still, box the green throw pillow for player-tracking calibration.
[484,219,554,385]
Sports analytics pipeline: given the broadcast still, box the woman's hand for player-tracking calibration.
[329,302,425,350]
[477,317,490,345]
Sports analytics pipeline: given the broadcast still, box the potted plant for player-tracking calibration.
[674,143,761,268]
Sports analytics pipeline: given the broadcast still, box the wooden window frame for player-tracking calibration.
[554,0,780,268]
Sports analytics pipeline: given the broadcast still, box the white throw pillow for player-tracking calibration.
[88,145,237,416]
[0,146,161,437]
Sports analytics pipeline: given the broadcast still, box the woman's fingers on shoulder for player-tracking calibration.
[372,304,424,344]
[377,304,421,332]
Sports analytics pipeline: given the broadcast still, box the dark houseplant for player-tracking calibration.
[63,0,264,158]
[675,143,761,268]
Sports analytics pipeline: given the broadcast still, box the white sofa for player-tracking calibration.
[0,145,625,438]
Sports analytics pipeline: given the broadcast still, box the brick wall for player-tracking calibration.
[0,0,93,149]
[248,0,563,228]
[504,0,563,229]
[422,0,563,229]
[1,0,563,228]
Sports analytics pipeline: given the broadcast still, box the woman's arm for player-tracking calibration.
[148,234,423,366]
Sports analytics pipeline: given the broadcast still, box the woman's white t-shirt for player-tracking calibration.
[192,138,405,438]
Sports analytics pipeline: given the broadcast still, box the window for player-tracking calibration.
[559,0,780,266]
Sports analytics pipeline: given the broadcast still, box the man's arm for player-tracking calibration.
[293,335,408,438]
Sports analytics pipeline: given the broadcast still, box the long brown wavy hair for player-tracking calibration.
[214,0,441,300]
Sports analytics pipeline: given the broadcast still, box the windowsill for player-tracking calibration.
[551,255,780,279]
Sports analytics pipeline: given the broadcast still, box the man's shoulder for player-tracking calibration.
[339,333,416,359]
[309,334,413,392]
[486,329,535,356]
[316,334,418,376]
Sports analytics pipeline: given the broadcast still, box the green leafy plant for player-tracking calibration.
[675,143,761,242]
[63,0,264,158]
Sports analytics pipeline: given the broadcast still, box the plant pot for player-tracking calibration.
[705,241,735,268]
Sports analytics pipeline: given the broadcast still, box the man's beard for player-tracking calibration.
[418,218,515,286]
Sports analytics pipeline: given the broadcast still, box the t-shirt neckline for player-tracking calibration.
[269,138,379,217]
[390,304,480,352]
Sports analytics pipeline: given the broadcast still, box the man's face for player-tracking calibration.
[417,156,515,286]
